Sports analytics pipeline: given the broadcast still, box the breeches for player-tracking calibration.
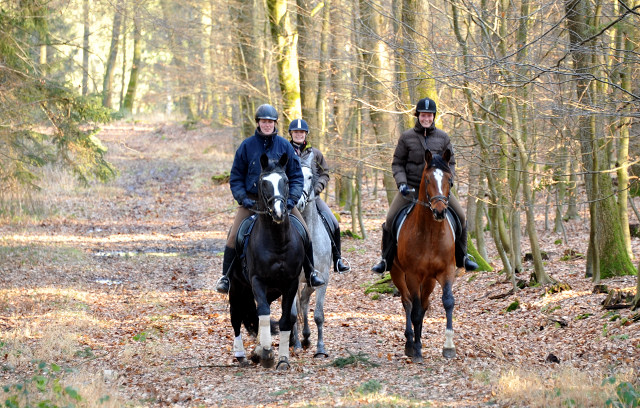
[225,204,308,248]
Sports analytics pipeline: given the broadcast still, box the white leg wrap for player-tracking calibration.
[279,331,291,360]
[259,315,271,350]
[233,335,245,358]
[444,328,455,349]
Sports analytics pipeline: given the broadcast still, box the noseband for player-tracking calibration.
[258,170,288,218]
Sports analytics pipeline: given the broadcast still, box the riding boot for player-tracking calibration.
[215,246,236,293]
[304,241,326,287]
[455,229,478,271]
[332,226,350,273]
[371,223,395,274]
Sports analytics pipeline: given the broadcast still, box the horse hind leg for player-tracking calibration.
[441,281,456,359]
[313,285,328,358]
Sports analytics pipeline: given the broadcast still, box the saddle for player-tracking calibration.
[235,214,310,260]
[392,203,461,243]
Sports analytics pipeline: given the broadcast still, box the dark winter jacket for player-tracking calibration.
[392,120,456,189]
[291,142,330,194]
[230,128,303,205]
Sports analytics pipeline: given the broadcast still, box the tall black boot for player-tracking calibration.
[332,226,350,273]
[304,241,326,287]
[215,246,236,293]
[456,228,478,271]
[371,223,395,273]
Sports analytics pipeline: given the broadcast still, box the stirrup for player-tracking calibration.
[335,258,351,274]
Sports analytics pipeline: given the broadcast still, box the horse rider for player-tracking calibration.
[288,118,350,273]
[215,104,326,293]
[371,97,478,274]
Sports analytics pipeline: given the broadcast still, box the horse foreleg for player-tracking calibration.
[401,298,415,358]
[254,314,275,368]
[277,330,291,370]
[313,285,328,358]
[410,295,426,363]
[441,280,456,359]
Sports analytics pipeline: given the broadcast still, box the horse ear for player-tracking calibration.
[424,149,433,164]
[260,153,269,169]
[278,152,289,168]
[442,148,451,163]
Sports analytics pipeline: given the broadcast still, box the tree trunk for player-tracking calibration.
[565,0,636,279]
[359,0,396,206]
[122,11,141,115]
[82,0,90,96]
[267,0,301,123]
[102,0,124,108]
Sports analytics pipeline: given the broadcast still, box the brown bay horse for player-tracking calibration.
[390,148,458,362]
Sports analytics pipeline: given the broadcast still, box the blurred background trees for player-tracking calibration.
[1,0,638,280]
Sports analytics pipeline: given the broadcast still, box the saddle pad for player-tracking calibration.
[237,214,309,259]
[394,205,458,242]
[236,214,257,258]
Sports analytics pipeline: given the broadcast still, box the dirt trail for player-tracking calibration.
[0,122,638,407]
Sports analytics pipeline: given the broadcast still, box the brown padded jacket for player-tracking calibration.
[391,121,456,189]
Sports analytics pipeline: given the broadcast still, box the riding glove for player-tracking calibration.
[314,185,323,196]
[399,183,411,197]
[286,199,296,211]
[242,197,255,209]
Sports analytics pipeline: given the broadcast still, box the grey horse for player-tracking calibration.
[292,151,332,357]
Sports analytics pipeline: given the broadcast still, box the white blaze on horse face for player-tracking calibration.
[264,173,285,218]
[434,169,445,195]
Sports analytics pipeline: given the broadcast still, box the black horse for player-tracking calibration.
[228,153,304,370]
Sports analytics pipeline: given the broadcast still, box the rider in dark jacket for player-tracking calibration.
[289,118,350,273]
[371,97,478,274]
[215,104,325,293]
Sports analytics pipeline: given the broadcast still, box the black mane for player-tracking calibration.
[428,154,451,173]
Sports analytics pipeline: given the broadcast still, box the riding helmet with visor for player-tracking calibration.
[255,104,279,122]
[415,97,437,117]
[288,118,309,134]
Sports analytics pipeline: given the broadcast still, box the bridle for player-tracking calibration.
[404,168,451,212]
[256,170,288,218]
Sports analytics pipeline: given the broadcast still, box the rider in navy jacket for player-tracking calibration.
[216,104,325,293]
[229,128,303,209]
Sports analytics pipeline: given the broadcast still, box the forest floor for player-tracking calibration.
[0,121,639,407]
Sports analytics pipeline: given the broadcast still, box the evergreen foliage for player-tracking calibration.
[0,2,115,195]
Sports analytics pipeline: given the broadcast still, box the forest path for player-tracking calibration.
[0,121,638,407]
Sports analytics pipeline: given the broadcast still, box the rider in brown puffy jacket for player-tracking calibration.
[371,97,478,274]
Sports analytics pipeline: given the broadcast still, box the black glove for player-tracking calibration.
[314,185,323,196]
[399,183,411,197]
[286,199,296,211]
[241,197,255,209]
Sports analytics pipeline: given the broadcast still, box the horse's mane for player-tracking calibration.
[427,154,451,174]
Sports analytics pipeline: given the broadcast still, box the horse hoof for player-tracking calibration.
[411,354,423,363]
[404,344,414,357]
[442,348,456,359]
[236,357,250,367]
[313,352,329,359]
[301,338,311,349]
[276,357,290,370]
[260,348,275,368]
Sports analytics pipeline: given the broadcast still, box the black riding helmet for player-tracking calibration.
[415,97,437,117]
[255,104,279,122]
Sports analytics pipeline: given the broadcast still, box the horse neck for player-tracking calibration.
[257,212,291,243]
